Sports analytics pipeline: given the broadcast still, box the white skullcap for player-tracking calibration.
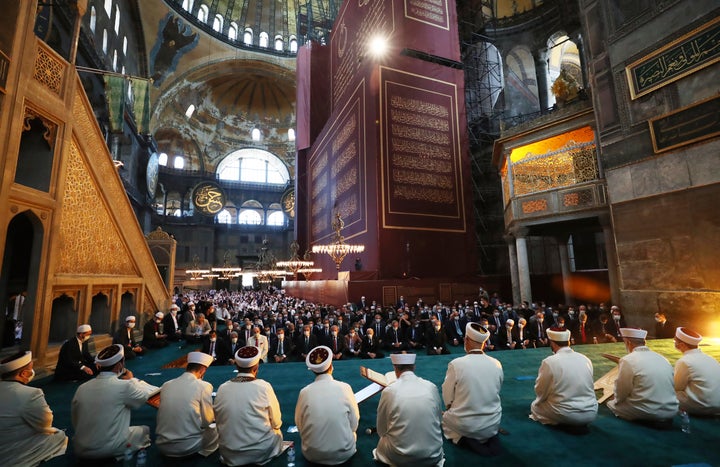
[125,315,136,322]
[187,351,214,367]
[675,327,702,346]
[188,301,196,307]
[547,328,571,342]
[505,319,515,326]
[0,351,32,374]
[620,328,647,339]
[155,311,164,319]
[170,304,180,311]
[95,344,124,367]
[234,346,260,368]
[466,322,489,344]
[306,346,333,373]
[390,352,416,365]
[77,324,91,333]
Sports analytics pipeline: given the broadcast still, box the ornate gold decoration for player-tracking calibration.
[192,182,225,215]
[33,44,64,95]
[390,95,448,117]
[392,169,452,189]
[392,138,451,159]
[391,123,449,145]
[336,167,358,197]
[521,199,548,214]
[393,185,454,204]
[332,144,357,177]
[281,188,296,218]
[551,69,579,103]
[146,226,172,240]
[276,241,317,280]
[312,213,364,271]
[24,106,58,147]
[332,115,356,153]
[512,144,598,197]
[56,142,136,275]
[391,108,449,131]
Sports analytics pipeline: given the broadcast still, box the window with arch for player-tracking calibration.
[114,4,120,34]
[123,36,127,55]
[243,29,253,46]
[238,200,263,225]
[289,36,298,53]
[251,128,262,141]
[213,14,223,33]
[158,152,168,166]
[216,148,290,185]
[267,203,285,226]
[173,155,185,169]
[228,22,238,41]
[198,4,209,23]
[104,0,112,16]
[274,36,284,51]
[90,6,97,33]
[165,192,183,217]
[112,50,118,71]
[102,29,108,53]
[259,32,269,48]
[217,209,233,224]
[182,0,194,12]
[121,65,125,74]
[287,128,295,142]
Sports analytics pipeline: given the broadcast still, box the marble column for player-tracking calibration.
[505,234,521,306]
[556,234,572,305]
[600,214,620,305]
[513,227,532,305]
[533,47,550,111]
[571,32,588,90]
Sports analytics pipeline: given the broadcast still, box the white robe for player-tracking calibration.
[608,346,679,421]
[156,372,218,457]
[295,373,359,464]
[442,351,503,442]
[674,348,720,415]
[374,371,444,467]
[530,346,598,425]
[71,372,150,459]
[214,375,283,465]
[0,381,67,466]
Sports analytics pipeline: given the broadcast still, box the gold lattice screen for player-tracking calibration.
[511,144,598,196]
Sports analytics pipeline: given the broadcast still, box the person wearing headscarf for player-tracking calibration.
[295,346,359,464]
[673,327,720,416]
[54,324,96,381]
[530,327,598,427]
[214,346,285,465]
[71,344,151,460]
[0,351,68,466]
[442,323,503,455]
[373,353,445,466]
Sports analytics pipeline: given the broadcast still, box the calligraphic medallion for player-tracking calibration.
[281,187,296,219]
[146,152,159,198]
[192,181,226,216]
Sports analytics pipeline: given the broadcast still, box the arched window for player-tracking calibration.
[185,104,195,118]
[166,191,182,217]
[121,65,125,75]
[238,209,262,225]
[259,32,269,48]
[228,22,238,41]
[173,156,185,169]
[158,152,168,166]
[213,14,223,32]
[104,0,112,16]
[127,83,133,102]
[123,36,127,55]
[90,6,97,33]
[267,210,285,226]
[287,128,295,142]
[216,148,290,185]
[182,0,194,12]
[217,209,233,224]
[198,4,209,23]
[243,29,253,46]
[251,128,262,141]
[114,5,120,34]
[274,36,284,51]
[289,36,298,53]
[112,50,118,71]
[102,29,108,53]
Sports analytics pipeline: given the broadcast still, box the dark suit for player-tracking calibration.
[497,326,519,350]
[655,320,675,339]
[143,320,168,348]
[406,325,425,350]
[114,326,144,359]
[295,334,318,361]
[384,327,406,351]
[227,339,242,361]
[425,326,450,355]
[344,334,363,358]
[572,320,593,345]
[163,313,182,341]
[325,333,346,358]
[367,320,387,344]
[529,320,549,347]
[268,335,294,362]
[55,337,95,381]
[445,318,466,345]
[201,337,230,365]
[361,334,384,359]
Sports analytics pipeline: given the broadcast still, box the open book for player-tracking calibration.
[354,367,397,404]
[594,353,621,404]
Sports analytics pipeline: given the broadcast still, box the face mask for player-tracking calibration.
[231,338,238,344]
[82,335,91,342]
[26,369,35,382]
[558,323,565,327]
[518,323,525,328]
[304,331,310,337]
[278,334,284,340]
[331,331,337,337]
[493,312,500,317]
[655,317,662,323]
[375,319,381,323]
[552,313,558,318]
[127,322,136,329]
[454,317,459,321]
[254,332,260,336]
[324,325,329,329]
[569,311,575,316]
[537,318,544,323]
[210,338,216,343]
[349,333,356,338]
[435,326,441,331]
[613,315,621,321]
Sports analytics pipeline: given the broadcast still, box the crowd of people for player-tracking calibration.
[0,288,719,466]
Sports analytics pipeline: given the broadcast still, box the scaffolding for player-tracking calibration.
[297,0,341,45]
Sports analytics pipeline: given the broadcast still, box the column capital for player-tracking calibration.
[510,226,529,238]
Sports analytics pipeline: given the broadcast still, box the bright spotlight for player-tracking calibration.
[368,36,388,57]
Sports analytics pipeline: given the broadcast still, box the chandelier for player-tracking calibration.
[211,251,242,280]
[312,212,365,270]
[185,255,210,280]
[276,240,316,280]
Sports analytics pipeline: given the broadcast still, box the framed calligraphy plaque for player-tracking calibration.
[192,181,226,216]
[625,16,720,99]
[648,95,720,153]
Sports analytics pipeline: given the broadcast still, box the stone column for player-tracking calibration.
[512,227,532,305]
[533,47,550,111]
[600,214,620,305]
[505,234,521,306]
[556,234,572,305]
[572,32,588,90]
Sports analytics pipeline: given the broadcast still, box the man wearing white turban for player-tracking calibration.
[673,327,720,416]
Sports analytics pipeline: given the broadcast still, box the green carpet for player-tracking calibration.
[37,339,720,467]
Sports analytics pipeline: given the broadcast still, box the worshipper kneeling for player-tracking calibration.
[71,344,151,461]
[607,328,679,427]
[673,327,720,416]
[214,346,286,466]
[54,324,96,381]
[442,323,503,456]
[116,316,145,359]
[0,351,68,466]
[530,326,598,428]
[156,352,219,458]
[373,352,445,467]
[143,311,169,348]
[295,345,360,465]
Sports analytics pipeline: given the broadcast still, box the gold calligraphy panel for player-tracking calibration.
[380,66,466,232]
[648,94,720,153]
[192,182,226,216]
[404,0,450,30]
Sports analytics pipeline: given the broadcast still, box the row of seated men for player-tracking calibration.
[3,320,719,466]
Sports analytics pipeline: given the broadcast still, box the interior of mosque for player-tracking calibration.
[0,0,718,369]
